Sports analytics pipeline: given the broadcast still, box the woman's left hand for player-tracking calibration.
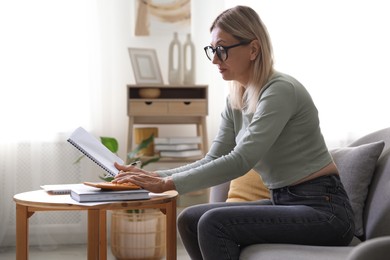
[113,171,176,193]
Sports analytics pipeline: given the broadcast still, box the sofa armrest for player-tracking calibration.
[346,236,390,260]
[209,181,230,203]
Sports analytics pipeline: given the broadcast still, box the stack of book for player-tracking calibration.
[154,136,202,158]
[70,185,150,202]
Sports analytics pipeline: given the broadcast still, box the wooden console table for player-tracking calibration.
[13,190,178,260]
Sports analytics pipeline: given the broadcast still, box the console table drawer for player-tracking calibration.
[129,101,168,115]
[168,101,207,115]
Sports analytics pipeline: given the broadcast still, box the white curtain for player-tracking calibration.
[0,0,108,247]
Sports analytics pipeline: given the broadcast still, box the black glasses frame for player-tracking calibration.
[204,41,250,61]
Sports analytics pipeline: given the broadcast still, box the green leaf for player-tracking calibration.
[129,157,142,163]
[100,136,119,153]
[127,134,155,159]
[99,175,114,182]
[141,157,160,168]
[126,209,145,214]
[73,155,85,164]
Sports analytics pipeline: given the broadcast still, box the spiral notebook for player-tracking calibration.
[67,127,124,177]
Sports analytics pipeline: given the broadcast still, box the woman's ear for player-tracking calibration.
[249,40,260,61]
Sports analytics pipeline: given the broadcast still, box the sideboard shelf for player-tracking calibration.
[127,84,208,162]
[128,86,206,99]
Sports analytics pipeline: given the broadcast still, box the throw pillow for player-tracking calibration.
[330,140,385,238]
[226,169,270,202]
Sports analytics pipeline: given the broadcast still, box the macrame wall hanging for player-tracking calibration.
[135,0,191,36]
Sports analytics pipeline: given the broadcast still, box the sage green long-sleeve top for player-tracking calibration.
[156,72,332,194]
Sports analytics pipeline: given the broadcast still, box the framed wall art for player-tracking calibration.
[128,48,163,85]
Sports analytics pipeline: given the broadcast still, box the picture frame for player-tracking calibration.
[128,48,163,85]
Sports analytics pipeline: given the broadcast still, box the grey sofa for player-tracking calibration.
[209,127,390,260]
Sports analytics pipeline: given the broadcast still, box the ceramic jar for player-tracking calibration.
[168,32,182,84]
[183,33,195,85]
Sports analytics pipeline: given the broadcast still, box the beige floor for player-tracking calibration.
[0,239,190,260]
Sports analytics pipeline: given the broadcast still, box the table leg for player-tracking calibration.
[88,209,101,260]
[99,210,107,260]
[16,204,29,260]
[165,199,177,260]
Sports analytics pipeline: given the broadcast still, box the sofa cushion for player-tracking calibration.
[240,243,353,260]
[226,169,270,202]
[330,141,385,237]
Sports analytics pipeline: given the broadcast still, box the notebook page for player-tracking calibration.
[68,127,124,177]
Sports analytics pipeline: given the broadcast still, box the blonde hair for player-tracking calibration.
[210,6,274,113]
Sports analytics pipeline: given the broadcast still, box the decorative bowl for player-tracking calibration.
[138,88,161,99]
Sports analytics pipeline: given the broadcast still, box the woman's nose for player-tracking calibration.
[212,53,220,64]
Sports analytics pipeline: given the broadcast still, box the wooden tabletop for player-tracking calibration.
[13,189,178,210]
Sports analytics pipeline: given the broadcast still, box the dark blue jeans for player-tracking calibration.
[177,174,355,260]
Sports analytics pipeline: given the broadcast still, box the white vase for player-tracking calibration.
[168,32,182,85]
[183,33,195,85]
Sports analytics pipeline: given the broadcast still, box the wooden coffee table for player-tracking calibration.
[14,190,178,260]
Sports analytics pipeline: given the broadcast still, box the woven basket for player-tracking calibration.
[110,209,166,260]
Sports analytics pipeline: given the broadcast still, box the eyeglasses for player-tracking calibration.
[204,41,251,61]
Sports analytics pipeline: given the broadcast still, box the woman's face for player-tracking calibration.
[210,27,254,86]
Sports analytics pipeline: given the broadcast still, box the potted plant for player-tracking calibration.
[100,134,165,260]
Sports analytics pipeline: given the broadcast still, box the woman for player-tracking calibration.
[113,5,355,260]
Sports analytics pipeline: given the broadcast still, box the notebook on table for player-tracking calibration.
[40,183,85,195]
